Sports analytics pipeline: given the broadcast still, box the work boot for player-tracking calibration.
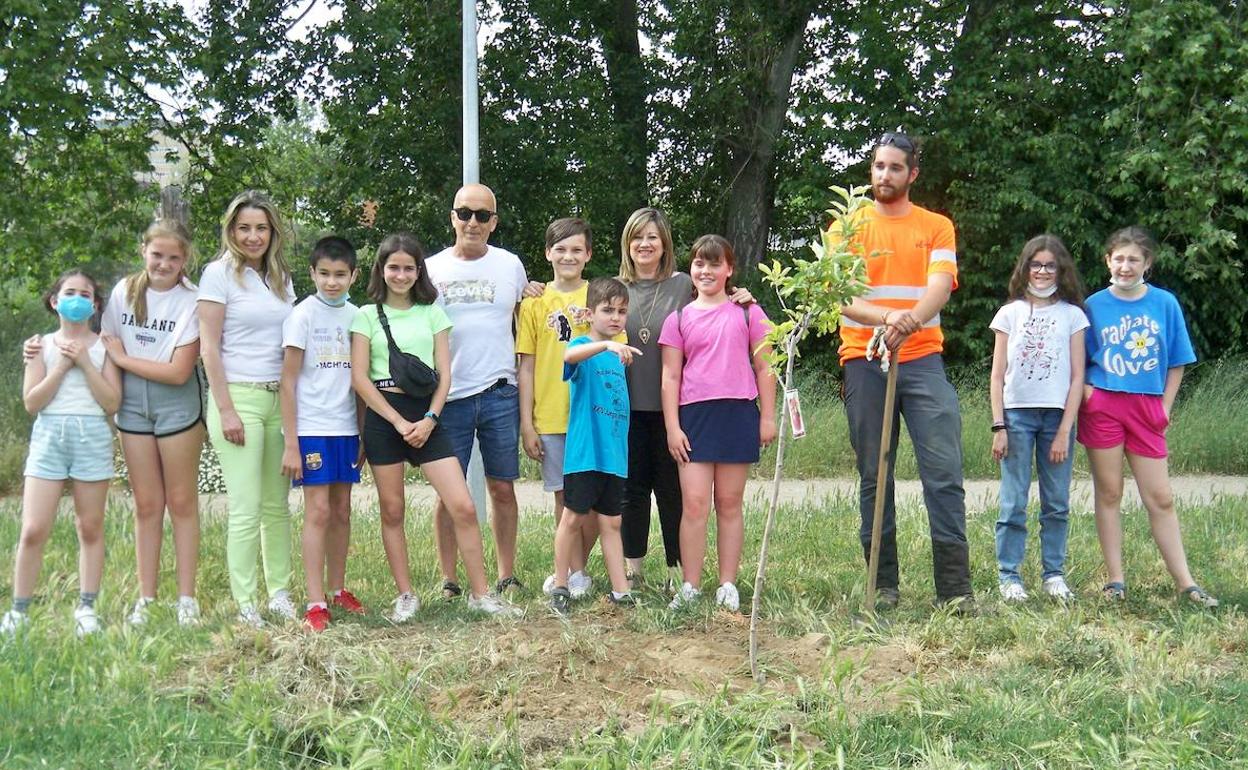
[860,531,900,597]
[932,539,974,614]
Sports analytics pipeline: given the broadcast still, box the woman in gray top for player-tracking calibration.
[618,208,752,590]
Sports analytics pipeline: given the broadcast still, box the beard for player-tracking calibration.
[872,179,910,204]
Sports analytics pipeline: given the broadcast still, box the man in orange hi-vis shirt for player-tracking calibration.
[839,132,973,612]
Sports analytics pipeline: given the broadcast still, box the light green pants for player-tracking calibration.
[207,385,291,608]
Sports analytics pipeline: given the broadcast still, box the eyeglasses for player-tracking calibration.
[1028,261,1058,274]
[453,207,495,223]
[875,132,915,152]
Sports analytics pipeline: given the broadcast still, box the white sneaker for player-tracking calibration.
[74,605,101,638]
[569,570,593,599]
[1042,576,1075,601]
[237,606,265,628]
[467,593,524,618]
[389,592,420,623]
[714,582,740,612]
[175,596,201,627]
[127,597,155,626]
[542,574,557,596]
[1,609,28,636]
[999,582,1029,603]
[668,581,701,610]
[267,590,297,621]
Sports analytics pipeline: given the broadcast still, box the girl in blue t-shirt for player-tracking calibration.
[1077,226,1216,607]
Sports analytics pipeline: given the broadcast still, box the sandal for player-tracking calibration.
[441,580,462,601]
[1179,585,1219,608]
[1101,582,1126,601]
[495,575,524,594]
[625,570,645,591]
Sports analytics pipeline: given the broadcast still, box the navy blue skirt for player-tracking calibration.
[679,398,761,464]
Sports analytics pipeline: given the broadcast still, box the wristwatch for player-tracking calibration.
[424,410,440,424]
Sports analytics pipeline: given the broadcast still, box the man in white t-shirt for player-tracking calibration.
[426,183,529,596]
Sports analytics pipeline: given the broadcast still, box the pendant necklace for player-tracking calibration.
[636,281,662,345]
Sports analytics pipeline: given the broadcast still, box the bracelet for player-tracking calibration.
[991,422,1006,433]
[424,410,440,424]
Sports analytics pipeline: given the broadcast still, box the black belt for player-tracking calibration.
[483,377,509,393]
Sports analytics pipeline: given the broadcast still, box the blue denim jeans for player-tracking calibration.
[995,407,1074,583]
[439,381,520,481]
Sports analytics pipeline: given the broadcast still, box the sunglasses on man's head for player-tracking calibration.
[875,132,915,152]
[453,207,495,223]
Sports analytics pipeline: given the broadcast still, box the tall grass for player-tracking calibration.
[1,487,1246,767]
[759,360,1248,481]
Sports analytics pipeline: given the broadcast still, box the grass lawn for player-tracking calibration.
[1,485,1246,768]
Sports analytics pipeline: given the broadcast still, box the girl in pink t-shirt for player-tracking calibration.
[659,235,776,612]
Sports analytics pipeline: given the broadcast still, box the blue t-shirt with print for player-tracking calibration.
[563,336,629,477]
[1084,285,1196,396]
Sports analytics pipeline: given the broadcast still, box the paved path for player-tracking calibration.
[198,475,1248,517]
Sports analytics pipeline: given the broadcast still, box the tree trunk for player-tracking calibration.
[723,8,812,273]
[596,0,650,234]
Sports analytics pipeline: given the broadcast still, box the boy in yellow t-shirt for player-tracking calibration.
[518,217,602,598]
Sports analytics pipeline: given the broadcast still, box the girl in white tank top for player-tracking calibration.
[2,270,120,639]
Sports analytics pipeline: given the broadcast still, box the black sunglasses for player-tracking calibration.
[875,132,915,152]
[453,207,495,223]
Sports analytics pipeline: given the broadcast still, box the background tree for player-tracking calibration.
[4,0,1246,364]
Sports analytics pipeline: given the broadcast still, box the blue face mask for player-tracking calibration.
[56,294,95,323]
[317,292,347,307]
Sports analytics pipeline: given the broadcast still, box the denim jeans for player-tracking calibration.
[995,407,1073,583]
[440,381,521,481]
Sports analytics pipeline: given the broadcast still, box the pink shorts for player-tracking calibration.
[1077,388,1169,458]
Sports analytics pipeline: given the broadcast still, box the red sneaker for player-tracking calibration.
[303,605,331,632]
[331,589,365,614]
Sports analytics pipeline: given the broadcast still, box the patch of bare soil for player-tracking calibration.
[182,610,938,756]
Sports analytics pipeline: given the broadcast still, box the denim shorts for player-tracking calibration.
[293,435,362,487]
[25,413,115,482]
[440,381,520,480]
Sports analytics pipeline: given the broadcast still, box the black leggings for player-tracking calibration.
[620,410,682,566]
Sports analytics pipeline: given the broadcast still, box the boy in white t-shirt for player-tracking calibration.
[279,236,363,632]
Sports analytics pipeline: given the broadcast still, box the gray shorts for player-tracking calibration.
[539,433,566,492]
[115,368,204,438]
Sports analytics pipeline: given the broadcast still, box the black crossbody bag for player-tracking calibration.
[375,304,438,397]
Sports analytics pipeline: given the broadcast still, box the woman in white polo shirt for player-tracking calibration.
[198,190,296,627]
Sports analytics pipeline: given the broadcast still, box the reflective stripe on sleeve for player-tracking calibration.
[842,313,941,329]
[864,285,926,300]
